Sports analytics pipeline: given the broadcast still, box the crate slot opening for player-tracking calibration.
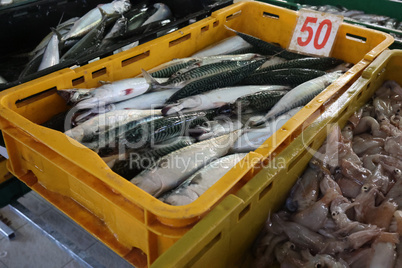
[213,20,219,28]
[346,33,367,43]
[169,34,191,47]
[238,204,251,221]
[338,107,348,119]
[226,10,242,21]
[121,51,150,67]
[72,76,85,86]
[92,67,107,79]
[15,87,57,108]
[187,232,222,267]
[259,182,273,201]
[287,140,314,173]
[201,25,209,33]
[263,12,280,19]
[357,90,364,101]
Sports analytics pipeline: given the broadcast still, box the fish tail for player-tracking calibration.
[98,6,108,18]
[50,27,63,41]
[141,68,162,91]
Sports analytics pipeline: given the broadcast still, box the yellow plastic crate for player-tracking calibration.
[0,1,393,267]
[150,49,402,268]
[0,157,12,184]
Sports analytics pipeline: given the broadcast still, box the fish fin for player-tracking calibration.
[98,7,108,19]
[57,89,74,103]
[50,27,63,41]
[141,68,162,89]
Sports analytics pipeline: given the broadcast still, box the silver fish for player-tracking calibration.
[170,53,262,78]
[192,119,243,141]
[113,40,139,54]
[138,58,201,78]
[111,88,179,110]
[160,153,248,206]
[141,3,172,26]
[31,17,79,56]
[259,56,287,69]
[191,35,253,57]
[65,109,162,142]
[75,77,168,110]
[0,75,7,84]
[57,88,94,105]
[99,16,127,49]
[38,30,60,71]
[252,71,342,126]
[162,85,290,115]
[231,106,303,153]
[131,130,242,197]
[62,0,131,41]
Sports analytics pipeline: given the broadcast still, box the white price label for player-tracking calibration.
[289,9,343,57]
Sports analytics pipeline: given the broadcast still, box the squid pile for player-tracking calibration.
[253,80,402,267]
[55,26,349,205]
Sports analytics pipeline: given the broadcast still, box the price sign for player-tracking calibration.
[289,9,343,57]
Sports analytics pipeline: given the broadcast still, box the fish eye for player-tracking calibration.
[315,263,323,268]
[394,169,401,175]
[289,243,296,250]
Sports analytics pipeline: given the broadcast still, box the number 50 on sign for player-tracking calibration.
[289,9,343,57]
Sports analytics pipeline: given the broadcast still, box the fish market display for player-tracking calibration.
[160,153,248,206]
[55,26,349,205]
[2,0,197,83]
[253,80,402,267]
[302,4,402,43]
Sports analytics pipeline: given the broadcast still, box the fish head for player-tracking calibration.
[75,96,104,110]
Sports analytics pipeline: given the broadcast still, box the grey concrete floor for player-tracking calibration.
[0,191,133,268]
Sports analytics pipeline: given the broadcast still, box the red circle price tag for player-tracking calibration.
[289,9,343,57]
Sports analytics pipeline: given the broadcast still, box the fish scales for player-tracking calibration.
[226,26,307,60]
[233,90,289,114]
[160,153,248,206]
[112,137,195,179]
[170,54,261,79]
[252,71,343,126]
[131,130,242,197]
[255,57,344,74]
[167,60,248,84]
[82,114,163,150]
[151,60,199,78]
[123,110,216,146]
[166,59,265,103]
[243,68,326,86]
[162,85,290,115]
